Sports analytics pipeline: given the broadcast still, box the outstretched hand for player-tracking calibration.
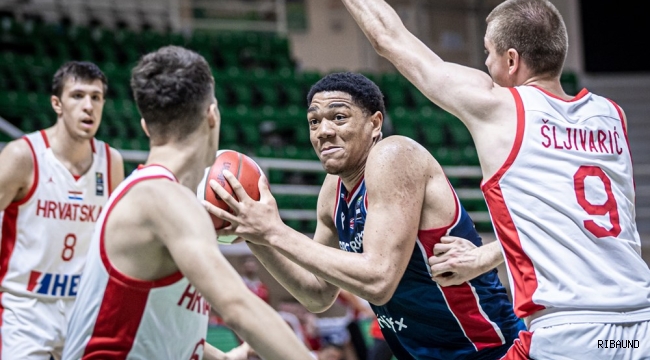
[202,170,283,245]
[428,236,483,286]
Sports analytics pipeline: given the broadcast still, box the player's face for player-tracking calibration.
[308,91,378,175]
[484,36,511,87]
[53,78,105,141]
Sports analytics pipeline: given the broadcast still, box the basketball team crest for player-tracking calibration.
[355,197,363,220]
[95,172,104,196]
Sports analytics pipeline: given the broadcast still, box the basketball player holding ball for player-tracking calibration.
[204,72,526,359]
[63,46,312,360]
[340,0,650,358]
[197,149,263,245]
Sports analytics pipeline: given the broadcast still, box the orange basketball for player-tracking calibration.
[202,150,263,231]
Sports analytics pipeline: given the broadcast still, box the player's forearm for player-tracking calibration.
[478,241,504,273]
[340,0,405,54]
[248,241,339,312]
[202,343,227,360]
[221,293,312,360]
[267,232,397,305]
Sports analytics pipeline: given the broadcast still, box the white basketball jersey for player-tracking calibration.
[63,165,210,360]
[482,86,650,323]
[0,130,112,299]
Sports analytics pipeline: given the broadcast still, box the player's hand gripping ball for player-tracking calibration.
[197,150,264,245]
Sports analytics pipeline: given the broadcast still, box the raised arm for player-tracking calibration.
[150,182,313,360]
[340,0,501,125]
[206,137,428,306]
[0,139,34,211]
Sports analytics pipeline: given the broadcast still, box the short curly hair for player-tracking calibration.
[130,46,214,143]
[307,72,385,118]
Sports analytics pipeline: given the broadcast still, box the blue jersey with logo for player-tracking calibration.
[334,178,525,360]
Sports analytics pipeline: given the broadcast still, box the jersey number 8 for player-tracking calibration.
[62,233,77,261]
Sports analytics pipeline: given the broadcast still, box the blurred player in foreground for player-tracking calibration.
[205,72,525,359]
[62,46,312,360]
[0,61,124,359]
[342,0,650,358]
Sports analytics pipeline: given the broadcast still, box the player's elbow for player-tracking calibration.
[301,290,338,313]
[303,300,331,314]
[366,288,394,306]
[365,277,398,306]
[371,32,399,58]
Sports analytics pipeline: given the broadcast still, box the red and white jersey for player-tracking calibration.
[0,130,112,299]
[482,86,650,325]
[63,165,210,360]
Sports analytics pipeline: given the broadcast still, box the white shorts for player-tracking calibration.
[502,322,650,360]
[0,291,74,360]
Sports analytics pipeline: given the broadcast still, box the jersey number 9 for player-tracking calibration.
[574,165,621,238]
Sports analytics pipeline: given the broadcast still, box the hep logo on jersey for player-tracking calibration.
[27,271,81,297]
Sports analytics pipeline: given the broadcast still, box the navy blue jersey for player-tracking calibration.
[334,178,525,360]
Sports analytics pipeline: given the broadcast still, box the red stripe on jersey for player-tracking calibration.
[27,271,42,291]
[482,88,525,189]
[484,185,544,317]
[418,226,505,351]
[82,172,185,358]
[500,331,532,360]
[416,180,460,252]
[531,85,589,102]
[91,138,96,153]
[332,179,341,224]
[345,177,364,204]
[99,175,183,289]
[82,277,150,359]
[0,205,19,287]
[0,137,39,337]
[439,283,504,351]
[105,143,112,196]
[481,88,544,318]
[137,164,179,182]
[0,292,4,355]
[14,137,39,206]
[40,129,50,148]
[0,204,20,351]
